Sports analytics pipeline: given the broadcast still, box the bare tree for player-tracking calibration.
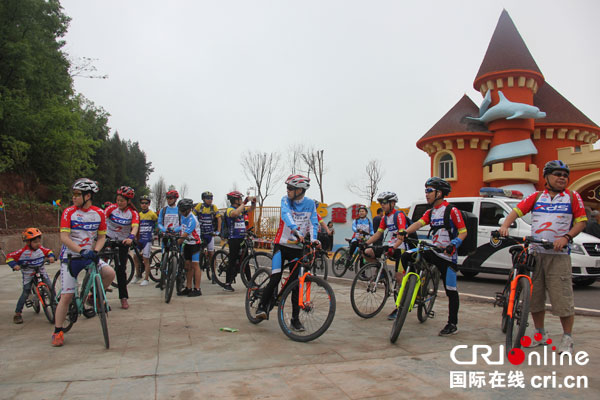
[151,176,167,211]
[179,183,189,199]
[347,160,384,204]
[241,151,285,235]
[301,148,325,203]
[69,56,108,79]
[287,144,306,175]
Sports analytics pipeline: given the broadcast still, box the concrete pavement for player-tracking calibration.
[0,263,598,399]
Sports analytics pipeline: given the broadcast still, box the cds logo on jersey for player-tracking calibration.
[71,221,101,231]
[533,203,571,213]
[109,215,132,225]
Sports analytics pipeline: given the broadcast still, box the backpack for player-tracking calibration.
[397,210,419,241]
[430,204,478,256]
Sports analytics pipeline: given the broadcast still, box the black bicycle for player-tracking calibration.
[159,232,185,303]
[331,237,367,277]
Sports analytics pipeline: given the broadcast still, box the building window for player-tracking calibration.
[439,153,454,179]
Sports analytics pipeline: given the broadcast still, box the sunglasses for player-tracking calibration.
[204,196,213,200]
[166,196,176,200]
[140,201,150,205]
[425,188,436,194]
[378,200,389,205]
[286,186,297,191]
[551,172,569,178]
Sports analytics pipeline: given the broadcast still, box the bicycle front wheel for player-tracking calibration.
[95,275,110,349]
[110,254,135,288]
[148,249,163,282]
[506,277,531,353]
[245,267,272,324]
[278,275,336,342]
[350,263,389,318]
[500,284,510,333]
[211,250,229,288]
[240,252,272,288]
[417,266,439,323]
[164,254,178,303]
[331,248,349,277]
[175,258,186,295]
[39,285,55,323]
[390,274,417,344]
[32,286,41,313]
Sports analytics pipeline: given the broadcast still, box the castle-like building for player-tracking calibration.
[417,10,600,209]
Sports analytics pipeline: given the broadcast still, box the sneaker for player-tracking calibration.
[255,305,268,320]
[188,288,202,297]
[439,323,458,336]
[52,331,64,347]
[527,331,549,348]
[140,280,149,286]
[13,313,23,324]
[558,334,574,355]
[178,288,191,296]
[223,284,235,292]
[290,319,305,332]
[131,276,141,284]
[387,309,398,320]
[120,298,129,310]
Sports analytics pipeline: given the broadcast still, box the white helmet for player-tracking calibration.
[72,178,99,193]
[285,174,310,190]
[376,191,398,203]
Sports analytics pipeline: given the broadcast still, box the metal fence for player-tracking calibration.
[253,206,280,241]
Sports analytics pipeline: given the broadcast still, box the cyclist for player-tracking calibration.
[157,190,181,289]
[255,174,320,331]
[222,191,256,292]
[135,195,158,286]
[364,192,410,320]
[7,228,55,324]
[178,198,203,297]
[346,205,373,267]
[105,186,140,309]
[193,191,222,265]
[499,160,587,354]
[397,177,466,336]
[54,178,116,347]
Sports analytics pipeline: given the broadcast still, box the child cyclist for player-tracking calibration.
[7,228,56,324]
[135,195,158,286]
[104,186,139,310]
[193,191,222,266]
[54,178,116,347]
[346,205,373,267]
[156,189,182,289]
[177,198,203,297]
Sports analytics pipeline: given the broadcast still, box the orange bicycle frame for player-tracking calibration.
[506,247,534,318]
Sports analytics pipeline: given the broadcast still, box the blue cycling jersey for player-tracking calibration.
[158,206,181,233]
[274,196,319,248]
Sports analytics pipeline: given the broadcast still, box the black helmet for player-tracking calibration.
[543,160,569,177]
[177,198,194,213]
[201,191,213,200]
[425,177,451,196]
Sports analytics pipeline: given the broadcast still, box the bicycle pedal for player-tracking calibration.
[428,311,435,318]
[25,300,33,308]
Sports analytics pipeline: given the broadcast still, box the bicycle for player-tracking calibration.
[15,264,56,324]
[53,254,111,349]
[245,242,336,342]
[212,227,273,288]
[100,239,135,288]
[390,238,443,344]
[159,232,185,303]
[310,247,329,280]
[331,237,367,277]
[491,231,553,355]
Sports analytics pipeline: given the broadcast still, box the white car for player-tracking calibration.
[408,191,600,287]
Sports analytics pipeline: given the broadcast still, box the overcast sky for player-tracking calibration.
[61,0,600,208]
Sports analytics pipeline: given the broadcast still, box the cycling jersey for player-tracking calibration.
[181,213,202,245]
[194,203,220,235]
[274,196,319,248]
[7,246,54,269]
[352,217,373,240]
[138,209,158,244]
[158,205,181,233]
[105,204,140,241]
[378,210,409,248]
[59,205,107,260]
[418,200,466,262]
[514,189,587,254]
[225,208,247,239]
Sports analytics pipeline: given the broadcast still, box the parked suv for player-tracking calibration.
[408,191,600,287]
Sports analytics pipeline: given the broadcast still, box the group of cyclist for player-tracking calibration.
[5,159,586,354]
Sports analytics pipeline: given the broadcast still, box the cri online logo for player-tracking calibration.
[507,333,552,365]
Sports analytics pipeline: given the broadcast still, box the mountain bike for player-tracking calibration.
[17,264,56,323]
[331,237,367,277]
[245,242,336,342]
[100,239,135,288]
[160,233,185,303]
[390,238,443,344]
[212,227,272,288]
[310,247,329,280]
[491,231,553,355]
[54,254,111,349]
[147,248,164,282]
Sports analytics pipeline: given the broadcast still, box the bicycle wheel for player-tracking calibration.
[202,252,213,281]
[506,277,530,353]
[110,254,135,288]
[500,284,510,334]
[240,252,273,288]
[312,252,329,280]
[331,248,349,277]
[148,249,163,282]
[94,275,110,349]
[39,285,55,323]
[245,267,272,324]
[390,274,417,344]
[278,274,336,342]
[417,266,439,323]
[176,258,186,295]
[350,263,389,318]
[32,286,41,313]
[164,254,178,303]
[52,269,61,295]
[211,250,229,288]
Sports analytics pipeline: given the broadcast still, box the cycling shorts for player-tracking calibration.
[183,244,201,262]
[201,235,215,251]
[60,258,109,294]
[137,241,152,258]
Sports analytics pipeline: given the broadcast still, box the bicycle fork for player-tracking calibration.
[506,274,533,318]
[395,272,421,311]
[297,272,313,309]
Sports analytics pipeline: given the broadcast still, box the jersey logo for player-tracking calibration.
[533,203,571,213]
[110,215,132,225]
[72,221,100,231]
[534,221,557,234]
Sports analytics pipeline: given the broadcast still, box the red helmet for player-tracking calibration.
[227,191,244,201]
[117,186,135,199]
[166,190,179,199]
[22,227,42,241]
[285,174,310,190]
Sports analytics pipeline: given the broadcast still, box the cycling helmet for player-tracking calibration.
[166,190,179,199]
[72,178,99,193]
[543,160,570,177]
[22,228,42,241]
[201,191,213,200]
[140,195,151,203]
[376,191,398,203]
[117,186,135,199]
[178,198,194,213]
[357,205,369,213]
[227,191,244,201]
[425,177,451,196]
[285,174,310,190]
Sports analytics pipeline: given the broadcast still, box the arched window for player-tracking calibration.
[439,153,454,179]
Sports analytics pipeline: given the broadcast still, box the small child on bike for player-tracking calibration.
[6,228,55,324]
[347,205,373,267]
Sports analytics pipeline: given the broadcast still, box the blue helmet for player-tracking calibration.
[543,160,569,177]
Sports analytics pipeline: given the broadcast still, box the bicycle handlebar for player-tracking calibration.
[491,230,554,249]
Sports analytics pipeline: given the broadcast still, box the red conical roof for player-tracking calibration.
[534,82,598,128]
[417,95,489,143]
[474,10,543,88]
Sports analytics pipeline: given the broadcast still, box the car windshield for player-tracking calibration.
[506,201,532,225]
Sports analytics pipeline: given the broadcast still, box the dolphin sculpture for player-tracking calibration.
[466,90,546,123]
